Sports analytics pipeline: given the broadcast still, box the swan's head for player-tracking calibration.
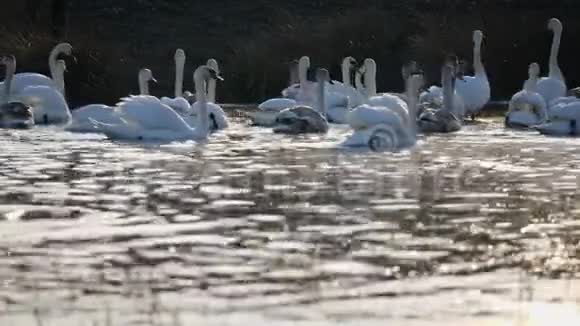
[473,30,484,44]
[273,106,328,134]
[343,56,357,67]
[1,55,16,72]
[548,18,563,33]
[207,58,220,73]
[364,58,377,74]
[194,65,224,84]
[54,43,73,57]
[138,68,157,84]
[175,49,186,62]
[315,68,333,84]
[528,62,540,79]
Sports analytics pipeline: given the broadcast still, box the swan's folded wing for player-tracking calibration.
[116,95,191,131]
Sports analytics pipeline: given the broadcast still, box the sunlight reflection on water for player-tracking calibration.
[0,110,579,325]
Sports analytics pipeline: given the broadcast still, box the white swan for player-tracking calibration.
[91,65,225,141]
[67,68,158,132]
[0,56,34,128]
[360,58,413,127]
[273,68,330,134]
[328,56,365,108]
[253,56,314,126]
[535,102,580,136]
[342,73,423,151]
[417,61,465,133]
[505,63,548,128]
[455,30,490,120]
[1,43,73,98]
[186,58,229,131]
[536,18,567,105]
[8,57,71,125]
[160,49,191,114]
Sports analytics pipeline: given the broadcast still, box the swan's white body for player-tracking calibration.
[0,56,35,128]
[273,68,331,134]
[17,84,71,124]
[91,66,222,141]
[11,60,71,124]
[159,49,191,114]
[505,63,548,128]
[536,18,567,105]
[189,101,229,130]
[67,104,116,132]
[357,59,412,126]
[535,102,580,136]
[67,68,157,133]
[342,74,422,150]
[454,30,490,118]
[254,56,316,126]
[417,63,465,133]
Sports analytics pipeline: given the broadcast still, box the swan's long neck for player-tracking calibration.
[54,64,66,98]
[405,76,418,136]
[139,75,149,95]
[2,61,15,104]
[473,39,486,78]
[442,67,454,114]
[194,74,209,138]
[525,72,539,92]
[289,63,299,86]
[355,69,364,93]
[48,48,60,82]
[298,57,309,90]
[175,58,184,98]
[341,59,351,87]
[364,62,377,97]
[317,79,326,117]
[549,28,565,83]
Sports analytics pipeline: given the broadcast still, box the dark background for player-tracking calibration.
[2,1,580,107]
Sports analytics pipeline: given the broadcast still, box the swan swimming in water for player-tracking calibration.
[534,102,580,136]
[0,56,34,128]
[359,59,421,127]
[273,68,331,134]
[67,68,158,133]
[536,18,567,105]
[505,63,548,128]
[417,61,465,133]
[91,65,225,142]
[160,49,191,114]
[454,30,490,120]
[187,58,229,130]
[4,55,71,125]
[342,72,423,151]
[252,56,314,126]
[0,43,73,98]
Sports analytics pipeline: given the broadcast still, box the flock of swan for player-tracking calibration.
[0,17,578,150]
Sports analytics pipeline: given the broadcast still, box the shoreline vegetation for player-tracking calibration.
[1,1,579,108]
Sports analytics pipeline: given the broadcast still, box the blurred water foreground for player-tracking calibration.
[0,109,578,325]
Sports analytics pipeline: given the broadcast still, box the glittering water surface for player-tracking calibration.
[0,109,579,326]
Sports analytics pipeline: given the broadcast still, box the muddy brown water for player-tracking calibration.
[0,107,579,325]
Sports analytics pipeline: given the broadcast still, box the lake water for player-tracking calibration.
[0,108,579,326]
